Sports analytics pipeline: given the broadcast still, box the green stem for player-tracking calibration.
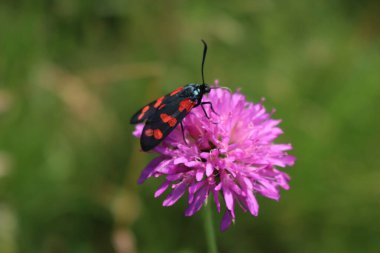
[203,200,218,253]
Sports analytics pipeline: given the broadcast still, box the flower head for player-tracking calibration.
[133,81,296,231]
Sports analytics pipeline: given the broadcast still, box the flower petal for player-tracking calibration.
[223,187,234,211]
[174,157,188,165]
[246,191,259,216]
[213,190,221,213]
[196,169,204,181]
[185,187,208,216]
[154,180,170,198]
[132,124,144,138]
[138,156,166,184]
[206,163,214,177]
[163,181,187,206]
[220,210,233,231]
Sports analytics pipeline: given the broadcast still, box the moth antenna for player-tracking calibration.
[201,40,208,84]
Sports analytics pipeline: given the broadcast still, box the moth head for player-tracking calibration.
[203,84,211,94]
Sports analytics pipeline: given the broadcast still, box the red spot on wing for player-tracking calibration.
[170,87,184,96]
[153,129,163,140]
[160,113,178,127]
[158,104,166,110]
[144,129,154,136]
[179,98,195,112]
[168,118,177,127]
[145,128,163,139]
[138,105,150,120]
[160,113,171,122]
[154,96,165,108]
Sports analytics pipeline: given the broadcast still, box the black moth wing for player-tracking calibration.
[130,100,158,124]
[130,86,188,124]
[140,97,196,151]
[130,89,182,124]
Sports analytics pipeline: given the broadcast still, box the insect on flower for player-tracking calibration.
[132,80,296,231]
[130,40,221,151]
[131,43,296,231]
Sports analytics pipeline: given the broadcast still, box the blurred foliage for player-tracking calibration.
[1,0,380,253]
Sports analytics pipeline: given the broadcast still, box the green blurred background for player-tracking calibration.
[1,0,380,252]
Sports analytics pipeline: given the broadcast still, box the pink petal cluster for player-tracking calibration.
[133,81,296,231]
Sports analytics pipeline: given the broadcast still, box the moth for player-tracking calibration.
[130,40,218,151]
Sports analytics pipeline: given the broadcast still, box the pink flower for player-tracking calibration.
[133,81,296,231]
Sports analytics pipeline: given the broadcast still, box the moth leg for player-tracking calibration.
[201,102,219,116]
[180,122,188,145]
[200,102,218,124]
[200,103,211,119]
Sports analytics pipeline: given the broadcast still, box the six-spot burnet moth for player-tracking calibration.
[130,40,223,151]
